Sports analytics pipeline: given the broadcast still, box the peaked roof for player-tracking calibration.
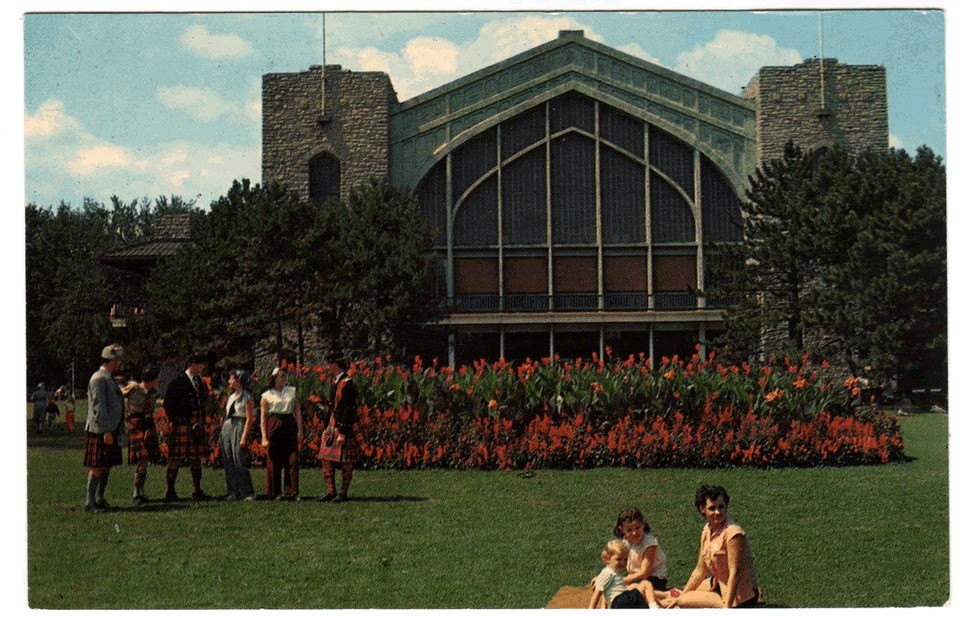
[100,212,192,266]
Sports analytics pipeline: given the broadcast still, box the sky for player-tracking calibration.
[20,4,947,209]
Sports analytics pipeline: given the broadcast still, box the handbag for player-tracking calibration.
[318,412,343,460]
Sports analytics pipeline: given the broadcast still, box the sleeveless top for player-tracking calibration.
[261,386,297,415]
[225,391,252,420]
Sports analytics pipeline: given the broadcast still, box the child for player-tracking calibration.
[589,539,661,609]
[64,397,76,432]
[619,509,669,586]
[589,540,630,609]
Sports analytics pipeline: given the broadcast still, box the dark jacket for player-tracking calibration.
[332,374,358,438]
[163,373,207,426]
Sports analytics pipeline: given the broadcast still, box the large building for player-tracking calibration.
[262,30,888,365]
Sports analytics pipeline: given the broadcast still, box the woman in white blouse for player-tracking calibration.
[260,367,303,501]
[221,369,256,501]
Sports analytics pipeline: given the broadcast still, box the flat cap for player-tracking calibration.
[101,344,124,360]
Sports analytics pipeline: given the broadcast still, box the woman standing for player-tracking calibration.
[664,485,760,608]
[260,367,302,501]
[123,366,162,504]
[221,369,256,501]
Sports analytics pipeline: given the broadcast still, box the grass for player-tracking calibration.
[26,403,949,608]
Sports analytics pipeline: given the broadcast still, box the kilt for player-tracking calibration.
[127,415,162,464]
[83,431,122,468]
[166,423,209,462]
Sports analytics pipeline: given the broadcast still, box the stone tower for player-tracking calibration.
[742,58,888,162]
[261,65,397,202]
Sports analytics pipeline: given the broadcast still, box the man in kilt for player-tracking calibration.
[318,351,360,503]
[162,352,211,501]
[83,345,125,512]
[123,366,162,504]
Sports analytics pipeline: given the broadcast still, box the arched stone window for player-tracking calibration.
[308,152,341,205]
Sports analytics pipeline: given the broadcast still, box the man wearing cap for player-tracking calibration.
[162,352,211,501]
[318,351,360,502]
[83,344,125,512]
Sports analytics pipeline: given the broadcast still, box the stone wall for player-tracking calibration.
[743,58,887,162]
[262,65,396,202]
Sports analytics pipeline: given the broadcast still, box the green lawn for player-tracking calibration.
[26,406,949,608]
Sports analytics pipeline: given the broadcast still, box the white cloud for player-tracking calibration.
[157,85,248,123]
[334,15,601,101]
[180,25,254,59]
[889,133,905,149]
[24,100,83,140]
[617,43,663,67]
[404,37,459,76]
[674,30,802,93]
[68,145,135,176]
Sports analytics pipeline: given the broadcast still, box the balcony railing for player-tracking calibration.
[448,292,721,313]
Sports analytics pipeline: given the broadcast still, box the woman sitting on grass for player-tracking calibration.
[651,485,760,609]
[609,507,668,608]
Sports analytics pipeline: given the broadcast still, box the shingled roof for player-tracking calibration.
[100,212,192,266]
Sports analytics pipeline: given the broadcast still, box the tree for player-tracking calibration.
[315,179,443,357]
[712,144,947,393]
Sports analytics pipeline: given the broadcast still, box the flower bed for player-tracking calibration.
[161,349,904,469]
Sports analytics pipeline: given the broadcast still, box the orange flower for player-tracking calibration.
[764,390,784,403]
[488,398,499,411]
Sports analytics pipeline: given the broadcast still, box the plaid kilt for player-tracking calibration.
[127,416,162,464]
[83,431,122,468]
[166,423,209,462]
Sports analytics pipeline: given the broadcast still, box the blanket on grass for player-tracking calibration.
[546,585,595,608]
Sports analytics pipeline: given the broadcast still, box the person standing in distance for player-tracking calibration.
[83,345,125,512]
[162,351,212,501]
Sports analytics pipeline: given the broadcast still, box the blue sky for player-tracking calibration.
[21,6,946,208]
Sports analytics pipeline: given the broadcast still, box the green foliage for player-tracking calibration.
[314,178,442,355]
[712,144,946,391]
[25,196,194,388]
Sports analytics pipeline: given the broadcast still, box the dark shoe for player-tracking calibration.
[242,494,257,502]
[192,491,211,501]
[96,499,111,510]
[319,492,336,502]
[85,503,106,513]
[164,491,178,502]
[223,494,239,501]
[332,493,348,503]
[132,495,147,506]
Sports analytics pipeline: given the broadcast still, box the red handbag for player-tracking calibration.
[317,412,342,460]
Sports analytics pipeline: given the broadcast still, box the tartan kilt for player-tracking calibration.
[166,423,209,461]
[318,435,361,464]
[83,431,122,468]
[127,416,162,464]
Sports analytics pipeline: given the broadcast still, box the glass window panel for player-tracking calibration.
[308,152,340,205]
[549,92,594,134]
[600,146,645,244]
[454,176,498,247]
[502,146,547,245]
[649,125,694,197]
[452,128,497,202]
[501,105,546,161]
[701,157,742,242]
[415,162,447,248]
[650,174,694,243]
[599,104,644,158]
[550,133,596,245]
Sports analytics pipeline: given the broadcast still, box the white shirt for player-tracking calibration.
[628,532,668,580]
[261,386,297,415]
[594,566,628,605]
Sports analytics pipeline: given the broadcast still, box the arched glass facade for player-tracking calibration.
[416,91,742,317]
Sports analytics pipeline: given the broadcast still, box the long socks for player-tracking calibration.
[133,465,147,498]
[166,466,179,496]
[340,465,353,497]
[190,464,202,494]
[95,470,109,505]
[322,463,337,496]
[85,473,98,507]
